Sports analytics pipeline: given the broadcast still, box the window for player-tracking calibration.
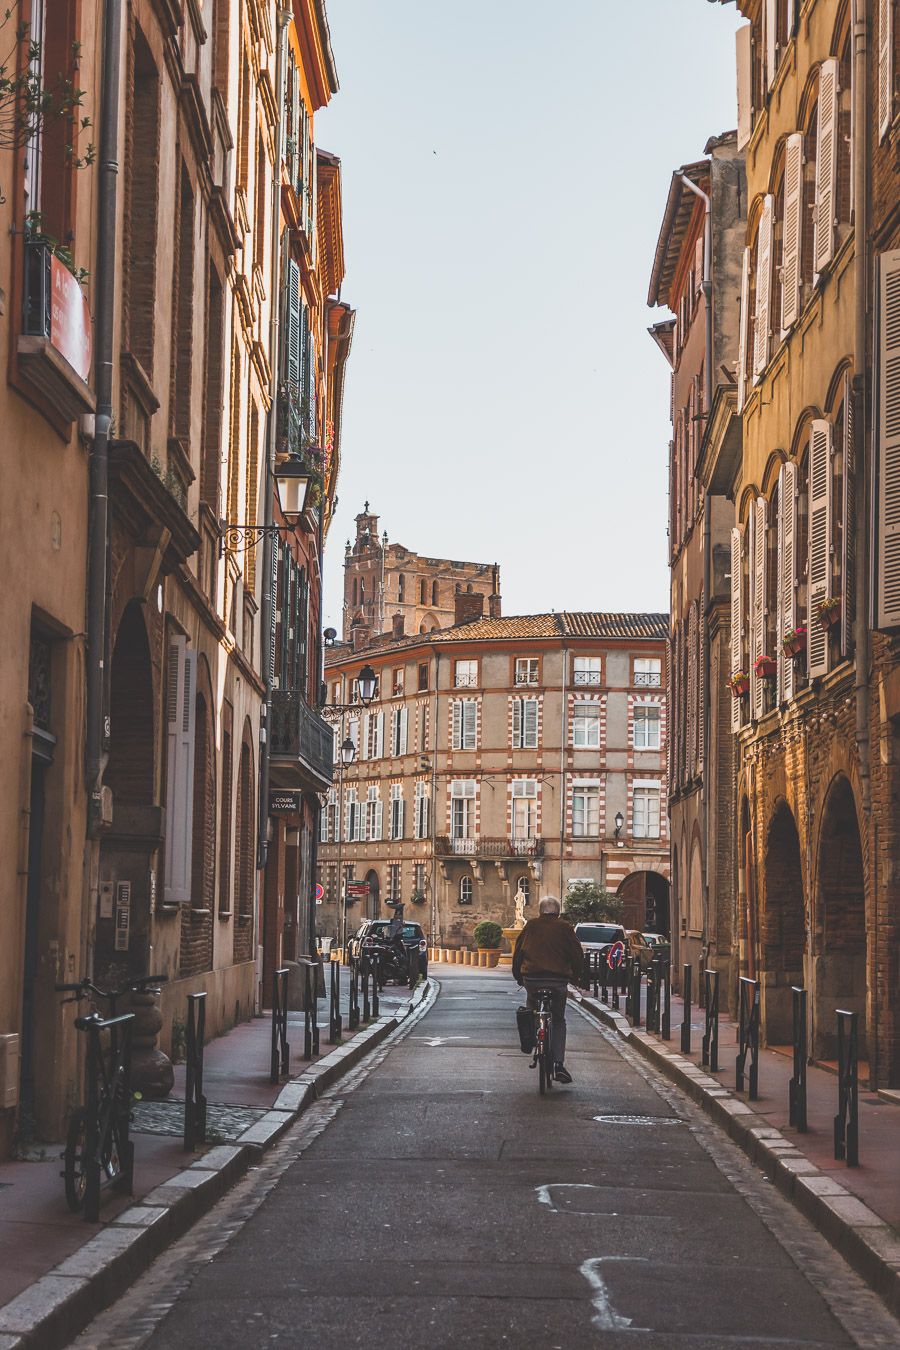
[392,668,404,697]
[516,875,530,905]
[419,578,427,605]
[364,710,384,760]
[330,680,340,706]
[511,696,539,749]
[511,780,538,843]
[390,706,408,756]
[389,784,405,840]
[418,662,429,691]
[398,574,405,602]
[633,784,661,839]
[450,780,476,842]
[573,656,601,686]
[345,788,360,842]
[414,862,426,896]
[321,788,337,843]
[414,781,430,839]
[388,864,401,903]
[452,699,478,750]
[418,702,428,753]
[572,701,601,748]
[515,658,539,686]
[633,705,661,751]
[454,659,478,687]
[572,782,600,838]
[365,786,382,841]
[431,580,438,606]
[634,658,661,687]
[458,875,473,905]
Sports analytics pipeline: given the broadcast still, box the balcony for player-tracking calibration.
[18,238,95,420]
[276,381,319,461]
[435,836,544,860]
[270,690,334,791]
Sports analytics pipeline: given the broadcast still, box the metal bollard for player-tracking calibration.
[270,968,290,1084]
[789,986,807,1132]
[680,963,692,1054]
[611,955,621,1010]
[701,969,719,1072]
[834,1010,859,1166]
[183,992,207,1151]
[631,960,642,1028]
[735,976,760,1099]
[361,954,371,1022]
[661,957,671,1040]
[329,959,343,1044]
[600,954,609,1004]
[348,958,360,1030]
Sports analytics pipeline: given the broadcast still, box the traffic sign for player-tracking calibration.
[607,940,626,969]
[314,883,325,902]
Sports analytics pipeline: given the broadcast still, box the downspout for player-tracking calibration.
[257,8,291,871]
[558,643,568,898]
[852,2,871,817]
[86,0,123,818]
[680,172,714,958]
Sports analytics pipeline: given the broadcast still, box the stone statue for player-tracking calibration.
[513,884,527,929]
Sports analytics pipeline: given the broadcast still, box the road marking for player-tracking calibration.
[535,1183,601,1213]
[410,1035,470,1047]
[579,1257,649,1332]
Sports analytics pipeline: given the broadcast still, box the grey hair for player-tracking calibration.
[538,894,561,916]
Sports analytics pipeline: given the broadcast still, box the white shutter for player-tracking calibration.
[787,0,796,36]
[511,697,522,749]
[361,712,370,760]
[698,593,705,770]
[778,461,798,703]
[814,59,839,276]
[781,133,803,333]
[766,0,778,90]
[375,711,384,759]
[842,371,856,654]
[879,0,893,140]
[399,706,408,754]
[877,250,900,627]
[737,247,751,413]
[286,259,301,391]
[736,24,753,151]
[374,798,383,842]
[808,419,833,676]
[452,701,462,750]
[422,793,430,840]
[524,698,538,748]
[463,700,477,749]
[397,797,405,839]
[753,197,774,380]
[750,497,768,721]
[164,638,196,905]
[686,605,697,772]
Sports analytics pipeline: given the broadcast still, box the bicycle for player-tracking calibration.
[56,974,166,1217]
[531,987,554,1096]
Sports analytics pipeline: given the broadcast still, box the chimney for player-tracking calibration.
[454,591,485,626]
[351,618,370,652]
[489,592,502,618]
[391,612,405,639]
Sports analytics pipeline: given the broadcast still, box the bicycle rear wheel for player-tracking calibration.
[542,1018,553,1092]
[63,1108,89,1212]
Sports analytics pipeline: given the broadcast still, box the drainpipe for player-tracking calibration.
[680,172,715,959]
[558,643,568,898]
[852,2,871,818]
[257,8,291,871]
[86,0,123,816]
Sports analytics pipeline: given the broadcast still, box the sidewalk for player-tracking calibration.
[0,974,411,1320]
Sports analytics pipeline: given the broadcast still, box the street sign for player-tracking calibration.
[314,883,325,902]
[345,881,370,898]
[607,940,626,969]
[269,790,302,814]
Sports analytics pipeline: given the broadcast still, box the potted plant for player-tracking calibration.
[781,625,807,659]
[728,670,750,698]
[473,921,503,968]
[817,595,841,631]
[410,890,426,905]
[754,653,777,680]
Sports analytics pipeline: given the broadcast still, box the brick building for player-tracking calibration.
[317,598,669,947]
[647,134,746,1003]
[703,0,900,1085]
[342,505,501,642]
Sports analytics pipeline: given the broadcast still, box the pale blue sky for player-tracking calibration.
[317,0,742,629]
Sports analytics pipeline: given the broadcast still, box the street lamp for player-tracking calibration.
[614,811,625,848]
[340,736,356,767]
[275,456,313,517]
[357,664,377,706]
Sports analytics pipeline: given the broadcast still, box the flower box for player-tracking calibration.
[728,672,750,698]
[754,655,777,680]
[781,627,807,659]
[817,597,842,632]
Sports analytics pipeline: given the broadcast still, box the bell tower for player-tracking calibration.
[342,503,385,641]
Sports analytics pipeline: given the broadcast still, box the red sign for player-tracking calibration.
[607,941,626,969]
[50,255,92,383]
[345,881,370,898]
[314,883,325,902]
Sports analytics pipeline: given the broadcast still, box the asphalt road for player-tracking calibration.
[74,967,900,1349]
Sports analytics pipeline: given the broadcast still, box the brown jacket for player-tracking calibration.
[512,914,584,984]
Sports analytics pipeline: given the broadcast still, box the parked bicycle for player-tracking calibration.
[56,974,166,1216]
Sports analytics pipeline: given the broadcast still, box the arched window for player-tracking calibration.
[516,875,530,905]
[455,583,461,594]
[419,578,427,605]
[466,583,473,593]
[431,580,438,606]
[458,874,473,905]
[352,577,358,606]
[398,574,405,602]
[360,578,365,603]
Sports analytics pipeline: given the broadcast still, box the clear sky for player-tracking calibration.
[316,0,742,629]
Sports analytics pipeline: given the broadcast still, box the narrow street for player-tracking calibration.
[74,970,900,1350]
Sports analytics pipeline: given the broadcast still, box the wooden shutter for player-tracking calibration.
[666,638,674,780]
[463,700,476,749]
[375,711,384,759]
[286,259,301,392]
[730,527,743,731]
[814,59,838,276]
[781,133,803,333]
[397,796,405,839]
[877,250,900,627]
[290,54,300,186]
[750,497,768,721]
[753,197,774,380]
[452,701,462,749]
[164,637,196,905]
[737,247,751,412]
[808,419,833,675]
[361,712,370,760]
[686,606,697,773]
[766,0,778,90]
[374,797,383,841]
[698,594,706,771]
[399,706,408,754]
[524,698,538,748]
[778,461,798,703]
[269,539,279,688]
[511,697,522,749]
[879,0,893,139]
[842,371,856,654]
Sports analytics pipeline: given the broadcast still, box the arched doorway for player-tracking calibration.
[616,871,670,936]
[365,868,380,919]
[813,776,866,1061]
[96,602,157,987]
[761,802,805,1045]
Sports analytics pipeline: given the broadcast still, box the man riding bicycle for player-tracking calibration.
[512,895,584,1084]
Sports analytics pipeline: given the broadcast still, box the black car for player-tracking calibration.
[346,919,429,978]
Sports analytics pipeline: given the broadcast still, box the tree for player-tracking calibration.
[561,882,624,926]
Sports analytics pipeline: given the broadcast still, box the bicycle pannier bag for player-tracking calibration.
[516,1005,535,1054]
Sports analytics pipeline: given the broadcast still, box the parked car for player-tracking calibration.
[346,919,429,979]
[573,922,627,960]
[625,929,655,972]
[643,932,667,948]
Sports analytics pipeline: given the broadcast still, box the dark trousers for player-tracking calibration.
[523,976,569,1064]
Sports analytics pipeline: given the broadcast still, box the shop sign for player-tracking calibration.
[269,790,302,815]
[50,254,92,383]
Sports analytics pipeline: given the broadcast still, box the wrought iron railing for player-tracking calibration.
[572,670,602,686]
[434,836,544,859]
[276,382,320,460]
[634,671,662,687]
[23,237,52,338]
[270,690,334,786]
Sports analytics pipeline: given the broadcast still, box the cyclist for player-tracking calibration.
[512,894,584,1084]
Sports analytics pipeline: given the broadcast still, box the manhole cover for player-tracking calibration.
[593,1113,684,1126]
